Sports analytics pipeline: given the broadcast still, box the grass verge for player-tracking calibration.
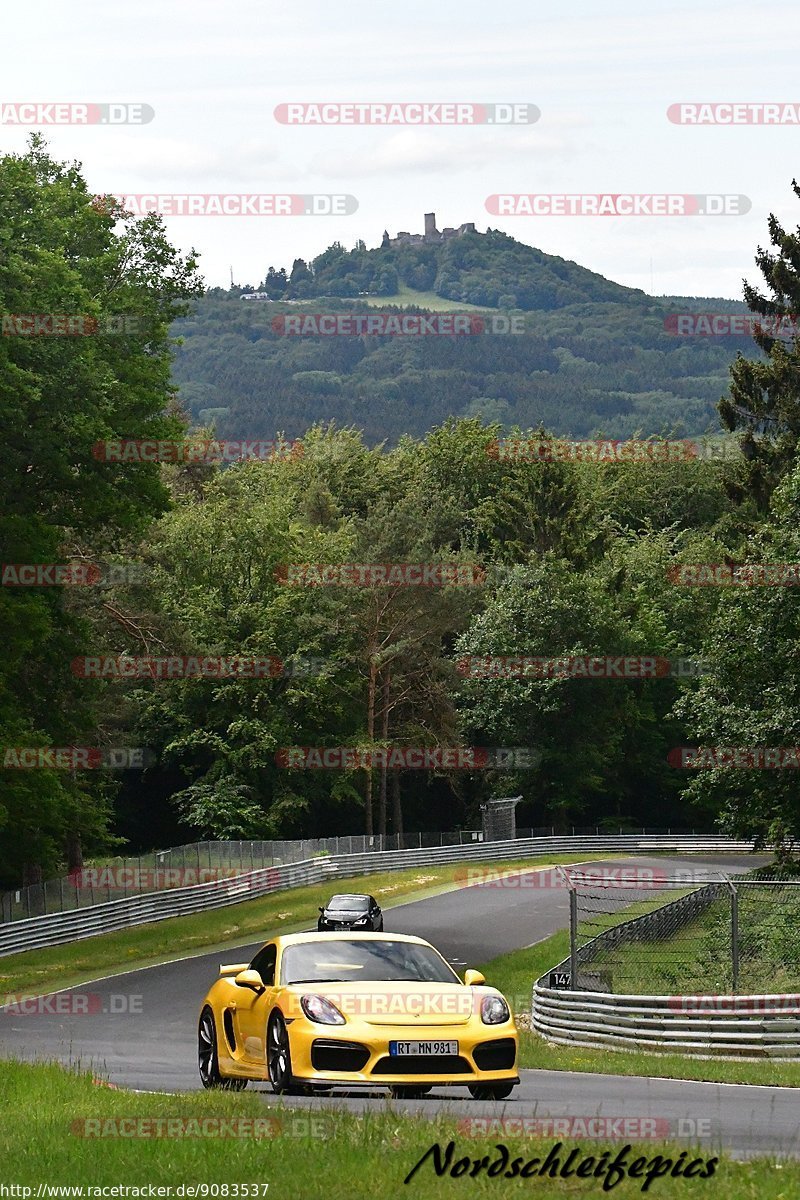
[0,854,622,998]
[0,1060,794,1196]
[478,934,800,1088]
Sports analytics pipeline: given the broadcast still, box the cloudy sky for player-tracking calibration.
[3,0,800,298]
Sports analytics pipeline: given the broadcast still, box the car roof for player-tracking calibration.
[270,931,429,948]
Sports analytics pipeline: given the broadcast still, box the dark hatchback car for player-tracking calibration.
[318,893,383,932]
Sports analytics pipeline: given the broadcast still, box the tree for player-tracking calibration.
[0,136,201,883]
[676,458,800,856]
[720,180,800,509]
[287,258,314,298]
[263,267,288,299]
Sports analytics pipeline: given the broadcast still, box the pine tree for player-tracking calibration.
[720,179,800,508]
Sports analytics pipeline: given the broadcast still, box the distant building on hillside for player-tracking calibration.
[381,213,477,249]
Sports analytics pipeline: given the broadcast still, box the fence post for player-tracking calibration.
[729,881,739,992]
[569,887,578,990]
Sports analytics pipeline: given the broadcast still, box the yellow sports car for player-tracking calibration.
[198,931,518,1099]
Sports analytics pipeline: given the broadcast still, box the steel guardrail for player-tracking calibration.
[0,834,759,958]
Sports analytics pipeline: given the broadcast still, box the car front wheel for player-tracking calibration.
[198,1007,247,1090]
[267,1012,305,1095]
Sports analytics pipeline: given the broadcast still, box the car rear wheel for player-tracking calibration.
[389,1085,432,1099]
[468,1082,515,1101]
[267,1012,306,1095]
[198,1008,248,1090]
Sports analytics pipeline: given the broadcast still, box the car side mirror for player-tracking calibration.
[319,907,325,913]
[464,969,486,987]
[234,969,265,993]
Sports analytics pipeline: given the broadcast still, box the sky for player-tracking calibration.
[2,0,800,299]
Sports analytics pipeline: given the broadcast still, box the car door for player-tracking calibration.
[232,942,278,1065]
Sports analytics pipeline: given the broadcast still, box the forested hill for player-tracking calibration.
[256,228,647,308]
[170,227,753,444]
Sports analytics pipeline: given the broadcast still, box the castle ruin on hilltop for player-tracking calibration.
[381,213,477,248]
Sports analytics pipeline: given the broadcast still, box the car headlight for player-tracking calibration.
[480,995,510,1025]
[301,994,346,1025]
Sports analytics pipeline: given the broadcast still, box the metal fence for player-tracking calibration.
[532,868,800,1060]
[0,825,700,923]
[0,831,484,923]
[561,868,800,994]
[0,832,756,957]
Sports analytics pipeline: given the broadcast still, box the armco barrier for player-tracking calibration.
[531,985,800,1059]
[0,833,759,958]
[531,868,800,1059]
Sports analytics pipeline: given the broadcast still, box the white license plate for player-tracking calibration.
[389,1040,458,1056]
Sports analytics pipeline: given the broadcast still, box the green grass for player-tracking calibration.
[478,934,800,1088]
[0,855,624,998]
[0,1060,795,1196]
[356,283,493,311]
[593,888,800,996]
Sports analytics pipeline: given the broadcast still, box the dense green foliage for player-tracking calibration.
[265,230,646,307]
[171,260,751,445]
[721,179,800,508]
[4,142,800,889]
[0,138,201,881]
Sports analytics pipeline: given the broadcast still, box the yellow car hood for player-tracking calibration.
[285,980,487,1027]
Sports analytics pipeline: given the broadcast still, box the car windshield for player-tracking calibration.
[281,939,459,985]
[327,895,369,910]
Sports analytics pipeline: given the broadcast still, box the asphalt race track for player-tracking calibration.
[4,853,798,1160]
